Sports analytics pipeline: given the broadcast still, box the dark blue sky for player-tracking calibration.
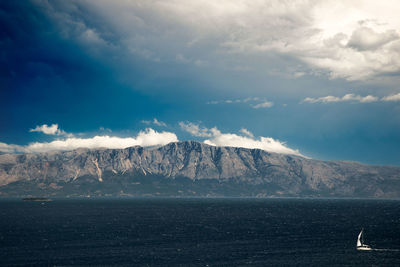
[1,1,400,165]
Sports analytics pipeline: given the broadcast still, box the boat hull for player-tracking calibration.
[357,246,372,251]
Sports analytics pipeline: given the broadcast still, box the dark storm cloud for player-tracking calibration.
[0,1,164,143]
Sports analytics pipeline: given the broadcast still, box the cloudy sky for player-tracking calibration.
[1,0,400,165]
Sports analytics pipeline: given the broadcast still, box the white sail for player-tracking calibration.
[357,230,363,247]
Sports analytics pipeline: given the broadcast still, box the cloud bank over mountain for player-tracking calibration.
[0,122,303,157]
[179,122,302,156]
[0,129,178,153]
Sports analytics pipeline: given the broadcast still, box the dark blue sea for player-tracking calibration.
[0,198,399,266]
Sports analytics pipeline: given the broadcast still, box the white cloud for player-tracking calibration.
[251,101,274,109]
[382,93,400,102]
[302,92,400,103]
[179,122,212,137]
[0,142,25,154]
[4,122,303,157]
[347,26,399,51]
[180,122,303,156]
[358,95,380,103]
[0,128,178,153]
[207,97,273,108]
[29,124,67,135]
[303,94,379,103]
[204,128,303,157]
[141,118,167,127]
[239,128,254,138]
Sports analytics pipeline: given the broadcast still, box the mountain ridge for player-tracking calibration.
[0,141,399,198]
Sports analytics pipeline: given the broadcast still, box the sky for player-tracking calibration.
[1,0,400,165]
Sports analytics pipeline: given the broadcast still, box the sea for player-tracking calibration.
[0,198,399,266]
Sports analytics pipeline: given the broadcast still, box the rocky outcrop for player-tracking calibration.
[0,141,399,198]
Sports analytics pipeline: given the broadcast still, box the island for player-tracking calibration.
[22,197,52,202]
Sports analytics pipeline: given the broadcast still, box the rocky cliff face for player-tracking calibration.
[0,141,399,198]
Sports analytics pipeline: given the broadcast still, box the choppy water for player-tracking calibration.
[0,198,399,266]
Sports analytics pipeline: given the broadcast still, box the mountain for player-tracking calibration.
[0,141,399,198]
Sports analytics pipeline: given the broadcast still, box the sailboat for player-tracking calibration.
[357,229,372,251]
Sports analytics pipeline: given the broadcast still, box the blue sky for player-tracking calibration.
[1,0,400,165]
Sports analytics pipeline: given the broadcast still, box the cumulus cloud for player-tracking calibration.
[382,93,400,102]
[204,128,303,157]
[29,124,67,135]
[0,142,25,154]
[347,26,399,51]
[141,118,167,127]
[239,128,254,138]
[0,128,178,153]
[179,122,212,137]
[251,101,274,109]
[180,122,303,156]
[303,94,379,103]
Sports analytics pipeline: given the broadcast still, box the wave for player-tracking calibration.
[371,248,400,252]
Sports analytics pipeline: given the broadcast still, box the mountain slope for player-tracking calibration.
[0,141,399,198]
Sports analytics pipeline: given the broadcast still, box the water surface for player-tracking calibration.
[0,198,399,266]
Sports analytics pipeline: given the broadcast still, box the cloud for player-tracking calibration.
[217,1,400,81]
[240,128,254,138]
[179,122,212,137]
[4,122,302,156]
[99,127,112,132]
[302,94,379,103]
[382,93,400,102]
[207,97,273,108]
[141,118,167,127]
[29,124,67,135]
[207,97,259,105]
[303,92,400,103]
[0,142,25,154]
[347,27,399,51]
[180,122,303,156]
[0,128,178,153]
[31,0,400,83]
[204,128,303,157]
[175,53,207,66]
[251,101,274,109]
